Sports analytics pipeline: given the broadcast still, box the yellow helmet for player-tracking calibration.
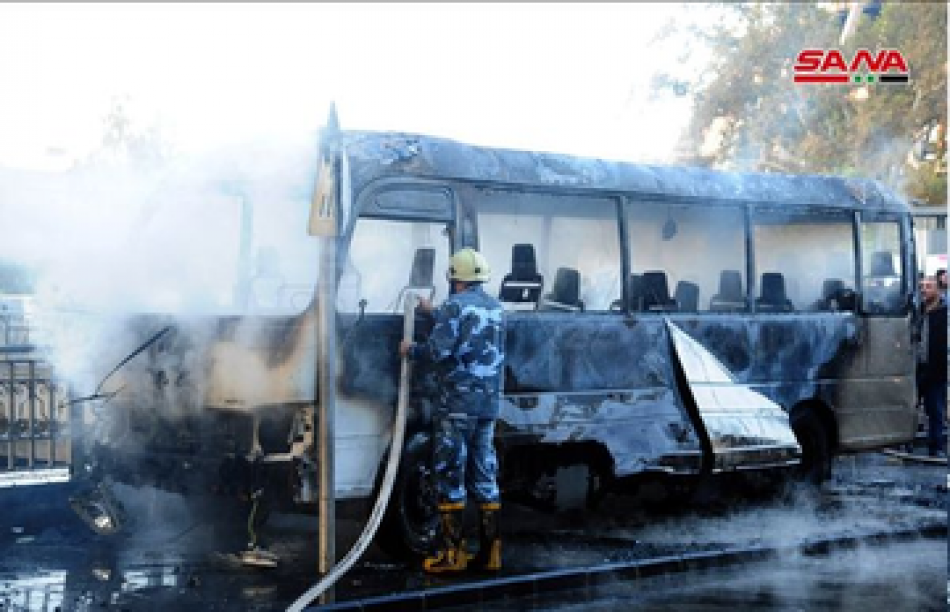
[448,248,491,283]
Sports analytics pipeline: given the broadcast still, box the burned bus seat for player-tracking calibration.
[499,244,544,307]
[626,274,645,311]
[817,278,845,311]
[393,247,437,309]
[628,274,644,311]
[410,248,436,288]
[674,280,699,313]
[866,250,902,311]
[869,251,897,277]
[756,272,794,312]
[710,270,747,312]
[641,271,677,311]
[611,274,643,312]
[539,267,584,312]
[814,278,856,311]
[822,278,845,299]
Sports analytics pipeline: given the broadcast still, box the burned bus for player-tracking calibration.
[55,121,918,559]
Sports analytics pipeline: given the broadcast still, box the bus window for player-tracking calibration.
[342,219,450,314]
[475,192,621,312]
[753,209,856,313]
[860,220,905,314]
[626,202,746,313]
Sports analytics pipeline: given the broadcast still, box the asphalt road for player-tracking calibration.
[0,451,945,611]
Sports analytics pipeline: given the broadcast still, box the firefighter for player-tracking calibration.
[398,247,506,574]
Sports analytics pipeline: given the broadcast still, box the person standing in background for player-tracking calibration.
[916,276,947,458]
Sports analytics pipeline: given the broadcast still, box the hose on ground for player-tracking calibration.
[285,292,417,612]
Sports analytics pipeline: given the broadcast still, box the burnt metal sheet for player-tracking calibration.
[670,313,863,412]
[499,389,703,476]
[502,314,673,392]
[665,320,800,471]
[61,299,911,485]
[499,314,704,475]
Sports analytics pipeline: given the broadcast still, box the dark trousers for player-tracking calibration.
[431,414,500,505]
[921,382,947,455]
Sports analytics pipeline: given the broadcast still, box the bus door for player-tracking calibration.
[853,212,917,447]
[336,216,452,405]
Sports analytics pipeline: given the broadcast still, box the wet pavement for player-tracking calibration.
[0,451,945,611]
[462,538,947,612]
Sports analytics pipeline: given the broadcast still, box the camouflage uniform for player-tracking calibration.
[408,284,506,505]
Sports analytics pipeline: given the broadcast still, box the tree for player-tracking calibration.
[668,3,947,205]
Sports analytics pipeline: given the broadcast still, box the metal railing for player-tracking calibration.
[0,345,72,478]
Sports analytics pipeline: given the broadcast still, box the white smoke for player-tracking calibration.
[5,131,322,401]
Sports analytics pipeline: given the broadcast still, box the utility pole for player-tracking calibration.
[316,227,337,604]
[839,2,864,46]
[312,103,341,605]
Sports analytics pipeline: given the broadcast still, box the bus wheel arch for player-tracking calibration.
[789,400,837,484]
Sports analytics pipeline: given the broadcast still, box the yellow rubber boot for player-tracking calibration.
[423,502,468,574]
[469,502,501,572]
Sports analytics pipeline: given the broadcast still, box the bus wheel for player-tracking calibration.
[375,432,439,563]
[791,411,832,485]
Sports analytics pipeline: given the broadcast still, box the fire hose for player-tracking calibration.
[286,292,417,612]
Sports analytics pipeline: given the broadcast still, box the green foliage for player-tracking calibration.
[905,161,947,205]
[675,2,947,204]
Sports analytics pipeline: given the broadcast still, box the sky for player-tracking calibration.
[0,3,719,315]
[0,3,709,171]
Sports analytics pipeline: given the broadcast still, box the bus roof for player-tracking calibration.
[338,130,910,213]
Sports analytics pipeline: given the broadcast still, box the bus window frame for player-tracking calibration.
[345,178,459,252]
[469,185,626,315]
[622,196,751,316]
[354,178,456,223]
[749,204,859,315]
[856,210,912,318]
[341,215,457,315]
[341,179,459,304]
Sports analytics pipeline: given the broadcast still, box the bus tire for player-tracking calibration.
[374,432,439,563]
[791,411,832,485]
